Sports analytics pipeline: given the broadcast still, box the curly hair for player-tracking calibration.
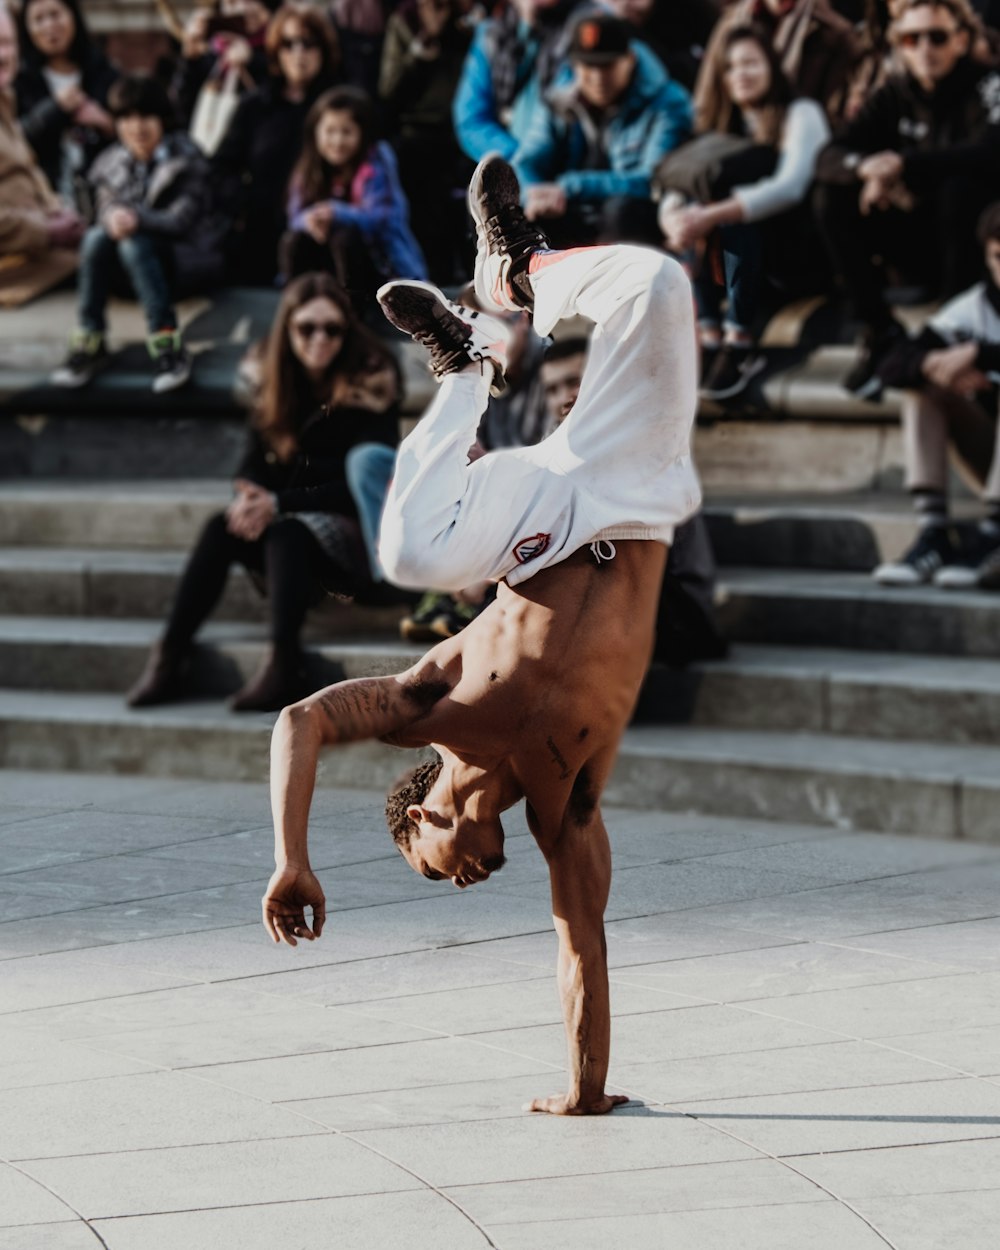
[385,755,443,850]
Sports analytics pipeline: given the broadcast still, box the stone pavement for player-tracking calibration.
[2,771,1000,1249]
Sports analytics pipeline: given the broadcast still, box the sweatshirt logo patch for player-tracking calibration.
[513,533,552,564]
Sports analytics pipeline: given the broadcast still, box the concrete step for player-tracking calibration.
[4,550,1000,658]
[1,689,995,841]
[0,482,959,571]
[4,620,1000,747]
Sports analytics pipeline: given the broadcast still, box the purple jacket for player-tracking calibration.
[288,139,427,281]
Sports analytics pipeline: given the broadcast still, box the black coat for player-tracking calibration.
[169,45,270,129]
[14,49,117,192]
[211,76,336,284]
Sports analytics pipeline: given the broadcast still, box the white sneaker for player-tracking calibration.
[377,280,511,396]
[467,153,549,315]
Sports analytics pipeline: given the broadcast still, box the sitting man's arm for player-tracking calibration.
[527,800,628,1116]
[263,667,453,945]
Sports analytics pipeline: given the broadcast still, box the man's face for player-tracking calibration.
[0,9,18,92]
[986,239,1000,288]
[402,769,506,888]
[894,4,968,89]
[542,352,585,427]
[575,52,634,110]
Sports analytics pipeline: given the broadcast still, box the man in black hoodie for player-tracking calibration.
[814,0,1000,398]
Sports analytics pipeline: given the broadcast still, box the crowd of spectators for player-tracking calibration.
[3,0,1000,694]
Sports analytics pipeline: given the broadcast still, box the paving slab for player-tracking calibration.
[2,769,1000,1249]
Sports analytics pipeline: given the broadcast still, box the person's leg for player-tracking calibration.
[595,196,662,247]
[77,225,117,334]
[345,443,397,582]
[813,181,889,328]
[934,176,997,299]
[116,232,177,333]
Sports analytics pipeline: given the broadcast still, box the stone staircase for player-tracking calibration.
[1,465,999,843]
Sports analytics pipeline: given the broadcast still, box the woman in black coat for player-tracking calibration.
[127,271,401,712]
[212,4,340,285]
[15,0,116,203]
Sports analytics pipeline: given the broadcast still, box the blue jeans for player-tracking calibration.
[345,442,396,582]
[78,225,176,335]
[692,220,764,336]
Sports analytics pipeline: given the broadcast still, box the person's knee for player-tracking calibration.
[81,225,113,261]
[345,442,395,496]
[117,231,154,263]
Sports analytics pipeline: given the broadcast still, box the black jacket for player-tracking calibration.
[816,58,1000,191]
[14,50,117,191]
[169,45,270,129]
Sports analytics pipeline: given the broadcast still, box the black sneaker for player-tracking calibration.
[934,526,1000,590]
[377,280,510,396]
[51,331,109,388]
[468,153,549,314]
[873,524,958,586]
[148,330,192,394]
[399,592,456,642]
[844,321,907,402]
[699,343,766,400]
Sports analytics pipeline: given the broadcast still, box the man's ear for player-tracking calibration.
[406,803,428,828]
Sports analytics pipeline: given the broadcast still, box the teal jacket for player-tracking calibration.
[514,42,692,203]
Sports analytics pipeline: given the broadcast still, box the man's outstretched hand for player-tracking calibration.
[524,1093,630,1116]
[262,866,326,946]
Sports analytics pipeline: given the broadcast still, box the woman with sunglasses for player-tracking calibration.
[814,0,1000,400]
[127,271,401,712]
[212,4,340,285]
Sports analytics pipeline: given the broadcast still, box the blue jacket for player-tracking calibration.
[289,140,427,282]
[514,43,692,203]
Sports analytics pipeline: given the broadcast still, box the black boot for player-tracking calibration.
[230,645,310,713]
[126,641,191,708]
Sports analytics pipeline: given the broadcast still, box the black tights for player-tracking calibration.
[163,513,333,652]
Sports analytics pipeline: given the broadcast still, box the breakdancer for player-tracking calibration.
[263,155,701,1115]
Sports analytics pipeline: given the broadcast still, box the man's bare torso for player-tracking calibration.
[391,540,668,833]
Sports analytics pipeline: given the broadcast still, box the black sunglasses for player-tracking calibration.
[292,320,345,340]
[280,36,319,52]
[898,28,954,47]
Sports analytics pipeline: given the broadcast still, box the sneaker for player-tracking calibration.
[699,343,766,400]
[467,153,549,314]
[148,329,192,394]
[430,597,479,638]
[873,524,958,586]
[934,526,1000,590]
[51,330,109,388]
[400,592,456,642]
[843,321,907,402]
[377,280,510,397]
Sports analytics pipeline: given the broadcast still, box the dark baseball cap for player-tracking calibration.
[569,14,632,65]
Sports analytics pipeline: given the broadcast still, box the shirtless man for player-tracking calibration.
[263,155,701,1116]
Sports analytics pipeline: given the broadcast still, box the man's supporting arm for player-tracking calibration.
[528,805,628,1115]
[263,669,452,945]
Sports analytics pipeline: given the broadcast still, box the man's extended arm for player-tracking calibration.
[527,803,628,1115]
[263,668,452,945]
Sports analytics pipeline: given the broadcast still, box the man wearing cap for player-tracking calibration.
[513,12,692,246]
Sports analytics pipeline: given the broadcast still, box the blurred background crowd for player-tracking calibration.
[3,0,1000,708]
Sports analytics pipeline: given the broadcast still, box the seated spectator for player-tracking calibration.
[539,333,588,432]
[14,0,116,208]
[127,271,401,713]
[873,202,1000,588]
[659,24,830,399]
[170,0,276,139]
[281,85,427,306]
[453,0,580,163]
[607,0,722,89]
[814,0,1000,399]
[212,4,340,286]
[0,2,83,267]
[695,0,859,125]
[329,0,390,96]
[379,0,472,282]
[50,75,214,394]
[515,14,692,246]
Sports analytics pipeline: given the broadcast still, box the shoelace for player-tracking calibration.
[590,539,617,565]
[485,206,546,255]
[413,320,474,379]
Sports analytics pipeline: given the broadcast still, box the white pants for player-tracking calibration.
[378,244,702,592]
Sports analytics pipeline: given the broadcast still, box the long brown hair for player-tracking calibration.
[264,4,340,82]
[256,272,399,455]
[290,86,375,210]
[698,25,794,147]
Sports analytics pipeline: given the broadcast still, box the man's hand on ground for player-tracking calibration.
[524,1093,630,1116]
[262,865,326,945]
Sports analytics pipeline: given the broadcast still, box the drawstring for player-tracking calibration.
[589,539,617,565]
